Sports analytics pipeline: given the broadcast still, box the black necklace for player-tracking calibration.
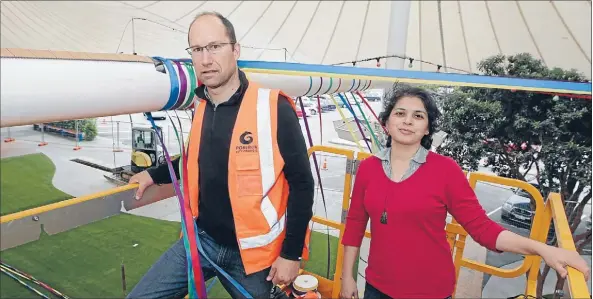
[380,191,389,225]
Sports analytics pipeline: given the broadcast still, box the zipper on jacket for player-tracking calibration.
[211,104,217,138]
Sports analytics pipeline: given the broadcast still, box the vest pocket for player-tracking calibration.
[235,153,263,196]
[236,175,263,196]
[235,153,260,170]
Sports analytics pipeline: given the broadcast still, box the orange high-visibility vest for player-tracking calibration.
[186,81,311,275]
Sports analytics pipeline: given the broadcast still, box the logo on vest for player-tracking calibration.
[240,131,253,145]
[237,131,258,153]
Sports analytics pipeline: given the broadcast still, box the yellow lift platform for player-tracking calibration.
[0,145,589,298]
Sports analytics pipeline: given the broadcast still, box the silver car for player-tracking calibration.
[501,188,534,228]
[501,186,556,240]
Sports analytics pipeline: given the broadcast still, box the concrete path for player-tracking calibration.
[1,126,184,221]
[1,127,128,197]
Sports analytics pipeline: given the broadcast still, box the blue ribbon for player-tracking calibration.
[153,57,180,111]
[145,111,253,299]
[194,222,253,299]
[337,93,372,152]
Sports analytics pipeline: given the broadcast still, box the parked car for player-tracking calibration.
[336,96,362,108]
[297,101,318,115]
[365,96,382,102]
[319,99,336,112]
[501,187,535,227]
[501,184,556,239]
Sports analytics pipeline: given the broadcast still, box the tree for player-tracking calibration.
[437,53,591,298]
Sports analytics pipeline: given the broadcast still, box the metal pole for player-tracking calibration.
[121,262,127,297]
[385,1,411,70]
[117,121,120,149]
[73,120,81,150]
[4,127,15,142]
[167,125,170,147]
[114,121,123,152]
[132,18,136,55]
[38,123,48,146]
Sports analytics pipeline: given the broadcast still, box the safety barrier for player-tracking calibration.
[0,145,589,298]
[455,174,587,298]
[298,145,590,299]
[33,124,84,142]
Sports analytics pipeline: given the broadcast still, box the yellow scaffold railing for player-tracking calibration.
[0,145,589,299]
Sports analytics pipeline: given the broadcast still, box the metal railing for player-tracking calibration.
[0,145,589,298]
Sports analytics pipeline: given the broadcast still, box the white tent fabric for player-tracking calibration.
[1,1,591,78]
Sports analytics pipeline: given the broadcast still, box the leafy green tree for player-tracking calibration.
[436,53,591,297]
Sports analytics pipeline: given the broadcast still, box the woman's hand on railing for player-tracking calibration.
[496,230,590,280]
[539,246,590,281]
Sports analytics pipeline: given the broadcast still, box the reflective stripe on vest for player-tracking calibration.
[239,88,285,249]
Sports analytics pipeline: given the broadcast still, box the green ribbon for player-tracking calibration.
[350,92,382,152]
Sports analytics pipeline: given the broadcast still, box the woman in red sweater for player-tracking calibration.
[340,85,590,299]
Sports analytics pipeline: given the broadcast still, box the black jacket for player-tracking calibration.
[147,70,314,261]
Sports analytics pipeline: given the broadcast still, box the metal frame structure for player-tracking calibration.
[0,145,589,298]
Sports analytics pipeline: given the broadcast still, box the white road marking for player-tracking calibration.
[487,207,502,216]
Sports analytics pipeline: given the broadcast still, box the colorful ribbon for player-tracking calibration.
[1,267,49,299]
[0,261,69,299]
[153,57,180,111]
[182,62,197,109]
[171,61,188,110]
[298,97,331,278]
[336,93,373,152]
[355,90,386,134]
[327,95,365,152]
[145,113,207,298]
[350,92,382,152]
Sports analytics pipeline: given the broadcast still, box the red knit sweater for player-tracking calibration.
[341,152,505,299]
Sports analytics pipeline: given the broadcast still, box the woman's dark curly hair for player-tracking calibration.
[378,83,441,150]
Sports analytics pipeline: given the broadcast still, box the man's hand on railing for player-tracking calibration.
[129,171,155,200]
[539,246,590,281]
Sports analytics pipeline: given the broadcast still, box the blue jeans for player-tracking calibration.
[127,227,272,299]
[364,282,451,299]
[364,283,391,299]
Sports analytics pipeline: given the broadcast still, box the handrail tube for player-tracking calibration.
[0,184,137,224]
[306,145,356,298]
[524,193,554,297]
[549,193,590,298]
[466,173,547,278]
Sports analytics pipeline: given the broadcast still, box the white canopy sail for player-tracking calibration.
[1,1,590,77]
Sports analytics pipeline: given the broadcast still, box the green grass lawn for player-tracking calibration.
[1,213,181,298]
[2,214,341,298]
[1,153,346,298]
[1,153,72,216]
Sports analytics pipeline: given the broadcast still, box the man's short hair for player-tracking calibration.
[188,11,237,44]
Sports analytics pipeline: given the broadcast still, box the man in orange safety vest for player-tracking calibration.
[127,11,314,299]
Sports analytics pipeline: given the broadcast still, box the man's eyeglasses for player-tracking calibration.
[185,42,235,56]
